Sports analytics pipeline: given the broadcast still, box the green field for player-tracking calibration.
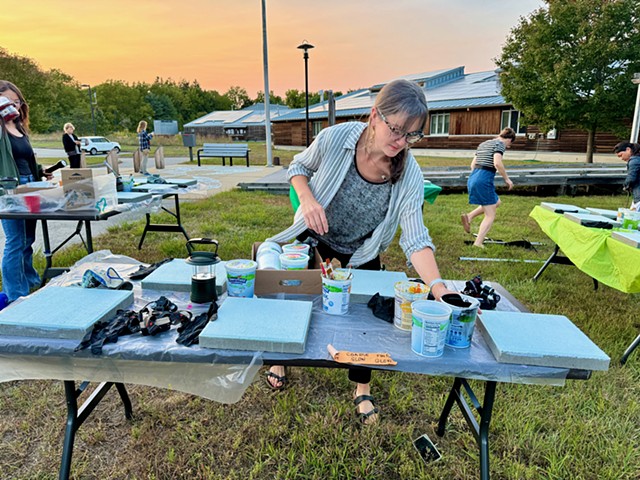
[0,189,638,479]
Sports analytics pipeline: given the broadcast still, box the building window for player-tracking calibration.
[501,109,526,134]
[430,113,450,135]
[312,121,323,137]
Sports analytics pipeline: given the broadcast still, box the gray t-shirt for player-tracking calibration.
[474,138,506,169]
[315,157,391,254]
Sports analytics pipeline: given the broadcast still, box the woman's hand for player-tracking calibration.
[505,178,514,190]
[300,197,328,235]
[44,172,54,180]
[430,282,456,301]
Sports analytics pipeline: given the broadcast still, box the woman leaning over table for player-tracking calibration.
[0,80,52,302]
[461,127,516,247]
[265,79,455,425]
[613,142,640,211]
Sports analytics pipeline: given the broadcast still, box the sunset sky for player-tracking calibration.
[2,0,544,96]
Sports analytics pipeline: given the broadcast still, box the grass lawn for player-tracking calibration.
[32,134,544,169]
[0,190,639,479]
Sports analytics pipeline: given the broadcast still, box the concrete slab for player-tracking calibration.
[563,212,621,228]
[350,269,408,303]
[199,297,313,353]
[586,207,619,219]
[141,258,227,295]
[611,230,640,248]
[477,311,610,370]
[0,286,133,340]
[540,202,590,214]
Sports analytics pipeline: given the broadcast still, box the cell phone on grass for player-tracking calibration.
[413,433,442,464]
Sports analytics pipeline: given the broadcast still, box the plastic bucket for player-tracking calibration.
[256,250,281,270]
[282,243,310,256]
[622,210,640,230]
[225,259,257,297]
[322,268,352,315]
[257,241,282,255]
[280,252,309,270]
[411,300,452,357]
[441,293,480,348]
[394,281,430,331]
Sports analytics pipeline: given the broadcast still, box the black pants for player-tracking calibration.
[298,231,378,385]
[68,154,82,169]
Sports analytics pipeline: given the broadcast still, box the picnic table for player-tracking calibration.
[530,205,640,364]
[0,267,596,480]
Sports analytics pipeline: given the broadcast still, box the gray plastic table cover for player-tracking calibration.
[0,255,570,404]
[0,251,263,404]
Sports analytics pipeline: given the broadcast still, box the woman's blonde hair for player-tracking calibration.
[137,120,147,133]
[369,79,428,183]
[63,122,74,132]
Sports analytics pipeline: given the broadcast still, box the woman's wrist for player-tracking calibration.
[428,278,446,290]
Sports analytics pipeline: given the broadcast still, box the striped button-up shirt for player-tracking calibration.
[268,122,434,267]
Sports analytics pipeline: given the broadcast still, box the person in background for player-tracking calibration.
[137,120,153,175]
[613,142,640,211]
[62,122,82,168]
[0,80,52,302]
[461,127,516,247]
[265,79,455,425]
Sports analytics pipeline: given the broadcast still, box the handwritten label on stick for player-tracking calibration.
[327,344,397,366]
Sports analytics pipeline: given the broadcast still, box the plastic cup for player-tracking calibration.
[322,268,352,315]
[256,249,281,270]
[441,293,480,348]
[411,300,452,357]
[257,241,282,255]
[24,195,41,213]
[282,243,310,256]
[279,252,309,270]
[393,281,431,331]
[622,210,640,230]
[225,259,257,297]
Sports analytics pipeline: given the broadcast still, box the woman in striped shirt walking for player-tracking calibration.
[266,79,454,424]
[461,128,516,247]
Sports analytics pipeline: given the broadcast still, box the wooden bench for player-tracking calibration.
[196,143,250,167]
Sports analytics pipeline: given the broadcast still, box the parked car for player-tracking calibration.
[79,136,121,155]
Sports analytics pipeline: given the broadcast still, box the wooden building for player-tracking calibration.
[184,103,293,141]
[271,67,626,153]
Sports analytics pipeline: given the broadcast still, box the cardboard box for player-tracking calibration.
[15,182,58,194]
[62,168,96,198]
[252,242,323,296]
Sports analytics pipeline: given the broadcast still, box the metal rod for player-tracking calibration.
[630,77,640,143]
[459,257,545,263]
[261,0,273,167]
[304,51,310,146]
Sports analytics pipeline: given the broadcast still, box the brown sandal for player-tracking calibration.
[461,213,471,234]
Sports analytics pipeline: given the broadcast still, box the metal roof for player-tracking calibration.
[273,67,508,122]
[184,103,295,128]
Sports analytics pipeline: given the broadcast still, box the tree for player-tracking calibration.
[496,0,640,162]
[254,90,284,105]
[224,86,252,110]
[284,89,321,109]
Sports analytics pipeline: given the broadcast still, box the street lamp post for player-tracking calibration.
[81,84,97,135]
[630,73,640,143]
[297,41,314,147]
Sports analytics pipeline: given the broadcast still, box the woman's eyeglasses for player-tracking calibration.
[377,108,424,145]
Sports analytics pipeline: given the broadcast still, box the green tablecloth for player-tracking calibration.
[289,181,442,212]
[530,206,640,293]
